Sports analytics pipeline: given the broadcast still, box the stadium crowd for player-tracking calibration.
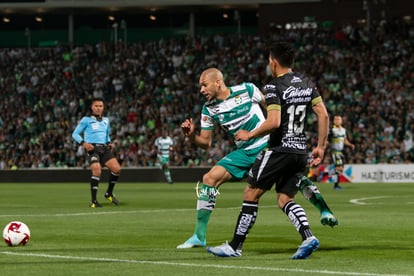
[0,19,413,170]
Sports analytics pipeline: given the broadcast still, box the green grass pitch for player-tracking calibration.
[1,181,413,276]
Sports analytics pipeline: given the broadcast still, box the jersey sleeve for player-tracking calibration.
[200,105,214,130]
[105,118,111,143]
[246,82,263,104]
[72,117,87,144]
[263,83,281,110]
[311,85,322,106]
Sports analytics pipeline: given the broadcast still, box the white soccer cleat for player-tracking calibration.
[206,241,242,257]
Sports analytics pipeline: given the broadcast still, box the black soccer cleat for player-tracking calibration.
[104,193,119,205]
[89,200,103,208]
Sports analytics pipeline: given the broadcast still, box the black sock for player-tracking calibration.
[229,201,258,251]
[334,172,340,187]
[106,172,119,195]
[283,201,313,241]
[90,176,100,202]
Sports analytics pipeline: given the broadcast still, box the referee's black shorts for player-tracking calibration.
[87,144,115,166]
[248,150,307,197]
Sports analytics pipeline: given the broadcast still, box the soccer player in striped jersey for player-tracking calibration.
[154,129,174,184]
[329,115,355,190]
[177,68,269,249]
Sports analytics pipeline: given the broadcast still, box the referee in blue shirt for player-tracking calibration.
[72,97,121,208]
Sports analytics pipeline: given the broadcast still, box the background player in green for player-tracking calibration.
[178,67,337,249]
[207,41,330,259]
[72,97,121,208]
[154,129,174,184]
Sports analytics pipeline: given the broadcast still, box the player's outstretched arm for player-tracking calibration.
[181,118,212,149]
[310,101,329,166]
[235,108,280,141]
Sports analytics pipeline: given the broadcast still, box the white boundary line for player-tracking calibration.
[0,208,223,218]
[1,251,412,276]
[349,196,391,205]
[0,205,279,218]
[349,195,414,205]
[0,209,193,218]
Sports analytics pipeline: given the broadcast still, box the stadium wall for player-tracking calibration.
[343,164,414,183]
[1,164,414,183]
[318,164,414,184]
[0,167,210,183]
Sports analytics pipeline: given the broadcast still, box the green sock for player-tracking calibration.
[164,168,172,183]
[194,209,212,241]
[299,176,333,214]
[193,183,218,241]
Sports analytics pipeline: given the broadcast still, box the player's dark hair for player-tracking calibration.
[91,97,104,103]
[268,41,295,68]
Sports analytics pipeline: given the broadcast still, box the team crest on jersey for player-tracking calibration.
[234,95,242,105]
[218,114,225,122]
[202,115,212,124]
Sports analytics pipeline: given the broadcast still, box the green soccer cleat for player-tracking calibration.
[320,211,339,228]
[176,234,206,249]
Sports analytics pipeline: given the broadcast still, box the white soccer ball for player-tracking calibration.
[3,221,31,246]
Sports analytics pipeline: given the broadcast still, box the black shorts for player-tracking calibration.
[247,150,307,197]
[331,151,344,167]
[87,144,115,166]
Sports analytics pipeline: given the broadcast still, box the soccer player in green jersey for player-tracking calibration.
[154,129,174,184]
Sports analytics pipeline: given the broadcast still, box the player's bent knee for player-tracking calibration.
[201,173,214,186]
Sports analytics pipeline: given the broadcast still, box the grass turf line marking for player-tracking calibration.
[349,196,391,205]
[0,205,279,218]
[0,209,193,218]
[1,251,412,276]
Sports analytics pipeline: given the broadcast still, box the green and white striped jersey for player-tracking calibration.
[201,82,268,150]
[154,136,174,158]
